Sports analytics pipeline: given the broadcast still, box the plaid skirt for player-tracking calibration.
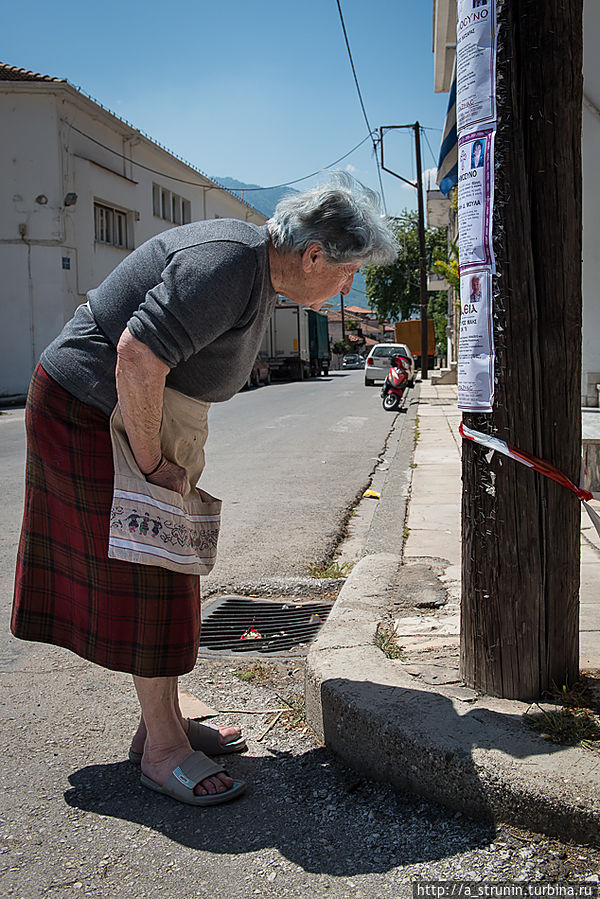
[11,364,202,677]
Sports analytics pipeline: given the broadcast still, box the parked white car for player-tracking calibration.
[364,343,415,387]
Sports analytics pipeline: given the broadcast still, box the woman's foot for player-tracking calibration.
[140,739,233,796]
[131,676,239,797]
[130,716,242,758]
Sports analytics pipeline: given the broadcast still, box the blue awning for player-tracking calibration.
[436,68,457,196]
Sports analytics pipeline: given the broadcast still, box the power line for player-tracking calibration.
[217,131,376,191]
[68,124,375,198]
[347,284,367,296]
[335,0,373,146]
[422,128,438,170]
[335,0,388,213]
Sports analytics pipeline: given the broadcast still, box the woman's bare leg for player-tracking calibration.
[130,690,242,757]
[132,675,233,796]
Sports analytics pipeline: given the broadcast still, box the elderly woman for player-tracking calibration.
[11,173,397,807]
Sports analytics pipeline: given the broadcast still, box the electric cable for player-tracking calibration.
[68,124,375,196]
[335,0,388,213]
[422,128,438,170]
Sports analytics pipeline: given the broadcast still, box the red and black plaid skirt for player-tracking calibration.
[11,364,202,678]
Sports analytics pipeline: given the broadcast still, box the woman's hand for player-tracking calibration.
[146,458,190,497]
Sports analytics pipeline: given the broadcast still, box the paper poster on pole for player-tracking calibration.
[458,268,495,412]
[456,0,497,133]
[457,128,495,272]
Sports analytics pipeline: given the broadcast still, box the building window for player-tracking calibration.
[172,193,181,224]
[153,182,191,224]
[152,183,161,217]
[161,188,170,220]
[94,203,130,249]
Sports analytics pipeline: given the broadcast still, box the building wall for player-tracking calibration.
[582,0,600,405]
[582,102,600,406]
[0,84,265,398]
[0,91,76,394]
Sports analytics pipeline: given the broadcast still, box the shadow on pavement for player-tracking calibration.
[64,746,494,875]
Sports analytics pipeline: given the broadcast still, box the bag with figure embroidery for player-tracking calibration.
[107,390,221,575]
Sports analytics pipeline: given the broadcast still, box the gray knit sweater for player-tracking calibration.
[41,219,277,416]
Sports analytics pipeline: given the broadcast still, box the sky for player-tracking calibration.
[4,0,449,222]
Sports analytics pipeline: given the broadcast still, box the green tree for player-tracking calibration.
[364,212,448,322]
[429,234,459,354]
[433,239,459,292]
[333,339,353,356]
[427,291,448,354]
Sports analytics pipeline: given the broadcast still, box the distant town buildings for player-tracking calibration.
[325,304,395,365]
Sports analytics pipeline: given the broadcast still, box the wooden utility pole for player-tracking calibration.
[460,1,584,700]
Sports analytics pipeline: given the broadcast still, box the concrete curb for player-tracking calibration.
[305,554,600,847]
[363,389,420,558]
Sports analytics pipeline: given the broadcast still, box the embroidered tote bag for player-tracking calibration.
[108,389,221,575]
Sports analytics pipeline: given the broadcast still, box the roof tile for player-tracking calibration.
[0,62,65,83]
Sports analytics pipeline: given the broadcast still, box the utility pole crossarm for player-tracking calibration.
[378,126,417,188]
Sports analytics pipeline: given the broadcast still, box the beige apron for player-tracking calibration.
[107,387,221,575]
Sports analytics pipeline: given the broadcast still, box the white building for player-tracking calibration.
[0,63,267,399]
[432,0,600,406]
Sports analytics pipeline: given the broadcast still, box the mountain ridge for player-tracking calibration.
[211,176,297,220]
[212,175,371,311]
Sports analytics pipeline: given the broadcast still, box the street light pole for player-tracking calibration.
[340,293,346,340]
[379,123,430,379]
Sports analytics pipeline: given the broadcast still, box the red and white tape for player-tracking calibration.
[460,422,600,538]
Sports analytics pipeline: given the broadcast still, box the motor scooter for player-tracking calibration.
[381,354,410,411]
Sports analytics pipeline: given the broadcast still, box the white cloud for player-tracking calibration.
[397,166,438,194]
[345,164,356,173]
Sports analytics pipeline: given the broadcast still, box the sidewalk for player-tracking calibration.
[404,381,600,670]
[305,380,600,847]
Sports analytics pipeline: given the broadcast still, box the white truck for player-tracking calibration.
[263,304,310,380]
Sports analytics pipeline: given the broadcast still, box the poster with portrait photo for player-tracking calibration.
[457,128,495,272]
[458,268,494,412]
[456,0,497,133]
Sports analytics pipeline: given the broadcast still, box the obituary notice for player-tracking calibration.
[458,268,495,412]
[457,128,495,272]
[456,0,497,133]
[455,0,497,413]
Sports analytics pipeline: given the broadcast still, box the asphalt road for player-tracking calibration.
[0,406,28,669]
[200,370,395,588]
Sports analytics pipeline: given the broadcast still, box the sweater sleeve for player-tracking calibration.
[126,241,258,368]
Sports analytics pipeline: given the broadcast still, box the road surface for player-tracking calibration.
[201,369,395,587]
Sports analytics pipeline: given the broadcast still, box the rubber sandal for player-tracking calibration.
[140,750,246,806]
[129,718,247,764]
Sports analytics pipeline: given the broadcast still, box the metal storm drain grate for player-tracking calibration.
[199,596,332,657]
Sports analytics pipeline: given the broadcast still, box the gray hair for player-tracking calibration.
[267,172,398,266]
